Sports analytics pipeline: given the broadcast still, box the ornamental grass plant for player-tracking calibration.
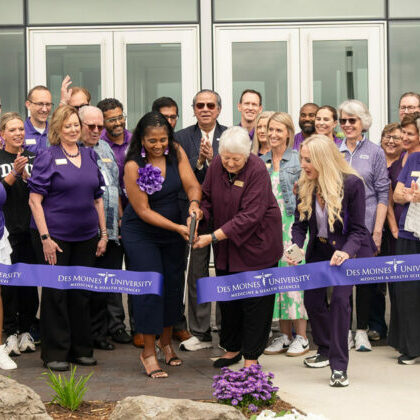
[212,364,279,414]
[43,365,93,411]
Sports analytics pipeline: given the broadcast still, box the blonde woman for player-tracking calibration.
[251,111,274,156]
[289,134,376,387]
[261,113,309,357]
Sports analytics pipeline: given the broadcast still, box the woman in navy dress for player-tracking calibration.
[122,112,201,378]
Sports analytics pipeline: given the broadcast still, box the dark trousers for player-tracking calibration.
[306,240,352,371]
[354,284,375,330]
[122,229,185,335]
[216,268,275,360]
[91,240,124,340]
[31,231,97,362]
[2,233,39,335]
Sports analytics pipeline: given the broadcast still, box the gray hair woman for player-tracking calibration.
[194,126,283,368]
[338,99,390,352]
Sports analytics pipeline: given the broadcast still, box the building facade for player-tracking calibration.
[1,0,419,139]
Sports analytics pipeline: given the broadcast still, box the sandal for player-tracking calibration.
[140,352,168,378]
[157,341,183,366]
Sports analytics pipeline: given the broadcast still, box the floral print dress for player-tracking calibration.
[271,171,308,321]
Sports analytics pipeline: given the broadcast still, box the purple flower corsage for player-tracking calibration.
[137,164,164,195]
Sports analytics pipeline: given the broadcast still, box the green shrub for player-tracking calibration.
[43,365,93,411]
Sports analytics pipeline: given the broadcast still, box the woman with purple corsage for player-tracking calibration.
[121,111,201,379]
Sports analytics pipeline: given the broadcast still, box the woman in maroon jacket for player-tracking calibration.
[290,134,376,388]
[194,126,283,368]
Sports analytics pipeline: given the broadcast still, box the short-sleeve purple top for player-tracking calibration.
[396,151,420,241]
[28,145,105,242]
[388,152,405,225]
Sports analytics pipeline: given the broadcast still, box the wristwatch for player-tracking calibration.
[40,234,50,241]
[211,232,219,243]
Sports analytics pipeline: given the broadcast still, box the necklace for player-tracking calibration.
[61,144,80,158]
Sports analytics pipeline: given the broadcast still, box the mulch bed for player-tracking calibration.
[45,401,117,419]
[45,398,298,419]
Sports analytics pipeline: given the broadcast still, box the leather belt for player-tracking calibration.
[318,237,327,243]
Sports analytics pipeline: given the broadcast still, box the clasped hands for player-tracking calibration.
[197,137,213,167]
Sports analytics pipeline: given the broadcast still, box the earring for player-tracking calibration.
[164,147,169,155]
[141,146,146,158]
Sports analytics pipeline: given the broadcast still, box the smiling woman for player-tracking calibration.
[27,105,107,372]
[0,112,38,363]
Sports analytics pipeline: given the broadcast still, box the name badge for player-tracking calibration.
[55,158,67,165]
[101,158,112,163]
[360,154,369,160]
[411,171,420,177]
[25,139,36,145]
[234,180,244,187]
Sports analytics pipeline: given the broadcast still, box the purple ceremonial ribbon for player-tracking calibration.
[0,263,163,296]
[197,254,420,304]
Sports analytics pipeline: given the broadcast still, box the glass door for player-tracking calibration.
[213,25,300,128]
[28,26,199,129]
[300,24,386,142]
[28,29,113,108]
[113,26,199,130]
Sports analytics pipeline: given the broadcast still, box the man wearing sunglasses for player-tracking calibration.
[174,89,226,351]
[79,106,125,353]
[24,85,53,155]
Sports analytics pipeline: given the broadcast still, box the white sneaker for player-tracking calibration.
[18,332,36,353]
[286,335,310,357]
[5,334,20,356]
[348,330,355,350]
[264,334,291,355]
[179,336,212,351]
[355,330,372,352]
[0,344,17,370]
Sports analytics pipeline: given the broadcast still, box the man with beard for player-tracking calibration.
[293,103,319,150]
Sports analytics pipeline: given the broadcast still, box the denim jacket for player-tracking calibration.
[260,148,301,216]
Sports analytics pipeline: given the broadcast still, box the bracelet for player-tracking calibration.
[189,199,200,206]
[211,232,219,243]
[11,169,20,178]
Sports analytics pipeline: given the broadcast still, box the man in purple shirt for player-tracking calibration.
[293,103,319,150]
[97,98,132,207]
[24,86,53,155]
[237,89,262,140]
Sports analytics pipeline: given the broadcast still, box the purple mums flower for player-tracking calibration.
[137,164,164,195]
[248,404,258,413]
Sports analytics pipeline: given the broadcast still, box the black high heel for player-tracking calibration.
[213,352,242,368]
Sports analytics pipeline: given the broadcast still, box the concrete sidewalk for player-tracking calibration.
[4,339,420,420]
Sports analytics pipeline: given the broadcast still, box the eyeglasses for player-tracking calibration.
[29,100,53,108]
[74,104,89,111]
[83,122,103,131]
[104,114,126,124]
[382,135,401,142]
[195,102,217,110]
[339,118,358,125]
[399,106,418,112]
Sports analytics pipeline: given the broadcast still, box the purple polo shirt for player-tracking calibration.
[100,128,132,205]
[201,154,283,272]
[24,117,49,155]
[397,151,420,241]
[28,145,104,241]
[388,153,405,225]
[339,137,389,233]
[293,132,342,150]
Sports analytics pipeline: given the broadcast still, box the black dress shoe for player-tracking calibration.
[111,328,132,344]
[213,353,242,368]
[94,339,115,351]
[44,361,70,371]
[71,356,97,366]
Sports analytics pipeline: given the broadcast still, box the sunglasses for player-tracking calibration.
[195,102,217,110]
[84,123,103,131]
[339,118,358,125]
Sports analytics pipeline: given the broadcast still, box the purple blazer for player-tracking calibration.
[292,174,376,262]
